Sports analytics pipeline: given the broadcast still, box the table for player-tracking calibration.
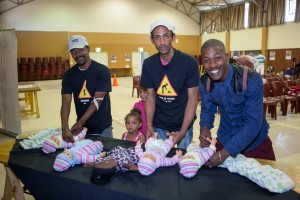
[18,82,41,118]
[0,128,26,200]
[7,136,300,200]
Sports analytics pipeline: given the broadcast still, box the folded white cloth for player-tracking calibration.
[19,128,61,149]
[219,154,295,193]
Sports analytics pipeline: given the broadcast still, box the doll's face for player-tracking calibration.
[50,136,60,145]
[143,153,156,162]
[62,150,73,159]
[183,154,195,160]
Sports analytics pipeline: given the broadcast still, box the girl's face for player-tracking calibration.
[139,89,147,101]
[125,116,142,134]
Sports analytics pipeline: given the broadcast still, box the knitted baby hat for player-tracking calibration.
[138,157,157,176]
[179,158,200,178]
[42,138,59,154]
[53,153,74,172]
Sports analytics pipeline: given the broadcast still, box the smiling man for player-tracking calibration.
[140,19,199,149]
[198,39,275,168]
[61,35,112,142]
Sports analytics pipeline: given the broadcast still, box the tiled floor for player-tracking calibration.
[1,77,300,199]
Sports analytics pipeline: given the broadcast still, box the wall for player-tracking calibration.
[230,28,262,51]
[2,0,201,77]
[1,0,199,35]
[268,22,300,49]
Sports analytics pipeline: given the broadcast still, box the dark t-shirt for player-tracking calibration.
[61,60,112,135]
[140,49,199,131]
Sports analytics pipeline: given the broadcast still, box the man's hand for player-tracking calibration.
[146,128,154,140]
[199,127,212,148]
[205,149,230,168]
[62,129,74,143]
[167,131,185,146]
[71,121,83,135]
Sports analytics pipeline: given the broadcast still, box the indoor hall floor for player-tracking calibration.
[1,77,300,199]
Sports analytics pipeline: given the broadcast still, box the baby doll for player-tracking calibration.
[20,128,61,149]
[179,138,217,178]
[42,127,87,154]
[220,154,295,193]
[53,139,104,172]
[135,133,182,176]
[122,108,145,143]
[84,146,140,185]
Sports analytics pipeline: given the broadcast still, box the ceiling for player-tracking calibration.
[0,0,246,24]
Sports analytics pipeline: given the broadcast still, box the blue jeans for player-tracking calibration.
[153,127,193,149]
[91,126,113,138]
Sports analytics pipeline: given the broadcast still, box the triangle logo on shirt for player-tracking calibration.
[78,80,92,99]
[156,75,178,96]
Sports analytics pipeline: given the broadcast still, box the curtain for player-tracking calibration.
[200,8,229,34]
[248,0,266,28]
[229,4,245,30]
[267,0,285,26]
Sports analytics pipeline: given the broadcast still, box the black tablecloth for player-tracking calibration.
[8,136,300,200]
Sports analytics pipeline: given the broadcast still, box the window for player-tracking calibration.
[285,0,296,22]
[244,2,249,28]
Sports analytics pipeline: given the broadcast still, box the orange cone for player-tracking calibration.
[112,73,119,86]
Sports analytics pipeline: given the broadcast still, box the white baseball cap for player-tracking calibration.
[68,35,89,51]
[150,19,175,33]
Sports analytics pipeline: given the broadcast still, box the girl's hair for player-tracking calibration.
[138,85,146,92]
[124,108,142,123]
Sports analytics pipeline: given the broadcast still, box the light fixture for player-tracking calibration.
[175,39,179,43]
[95,47,101,53]
[138,47,144,52]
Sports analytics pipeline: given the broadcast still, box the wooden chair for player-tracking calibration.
[295,79,300,88]
[271,81,296,115]
[263,82,277,119]
[132,75,141,98]
[283,80,298,114]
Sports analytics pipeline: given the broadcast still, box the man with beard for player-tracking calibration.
[61,35,112,142]
[140,19,199,149]
[198,39,275,168]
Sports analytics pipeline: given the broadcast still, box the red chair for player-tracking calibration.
[272,81,296,115]
[294,79,300,88]
[263,82,277,119]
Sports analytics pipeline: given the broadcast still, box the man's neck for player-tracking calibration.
[78,59,92,70]
[160,48,174,63]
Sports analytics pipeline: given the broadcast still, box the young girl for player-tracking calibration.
[133,85,147,138]
[122,108,145,143]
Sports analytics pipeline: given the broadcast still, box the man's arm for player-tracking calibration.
[145,88,155,140]
[169,87,198,144]
[71,91,106,135]
[61,94,73,142]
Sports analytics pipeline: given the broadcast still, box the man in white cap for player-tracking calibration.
[61,35,113,142]
[140,19,199,149]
